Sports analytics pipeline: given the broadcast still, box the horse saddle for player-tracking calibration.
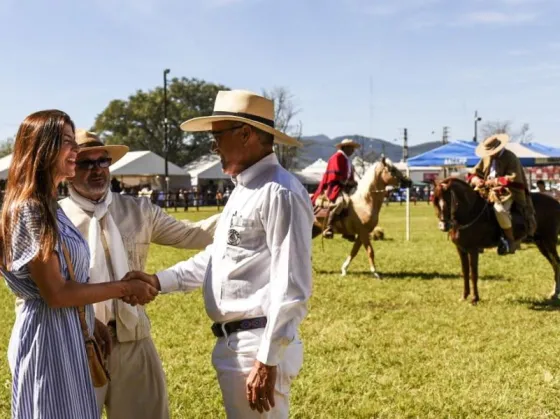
[509,202,536,240]
[313,206,348,220]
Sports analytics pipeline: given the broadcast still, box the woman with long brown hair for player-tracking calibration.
[0,110,158,418]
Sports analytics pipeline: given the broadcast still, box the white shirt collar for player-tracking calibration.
[234,153,279,186]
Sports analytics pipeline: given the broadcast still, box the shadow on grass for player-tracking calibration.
[313,269,508,281]
[514,297,560,312]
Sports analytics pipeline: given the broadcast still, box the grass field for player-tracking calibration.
[2,203,560,418]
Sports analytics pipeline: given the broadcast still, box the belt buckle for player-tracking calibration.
[220,322,229,338]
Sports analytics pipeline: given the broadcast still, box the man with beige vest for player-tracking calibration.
[58,129,219,419]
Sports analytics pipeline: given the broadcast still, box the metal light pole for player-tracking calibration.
[473,110,482,143]
[163,69,170,204]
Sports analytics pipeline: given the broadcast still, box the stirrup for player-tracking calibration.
[497,237,516,255]
[323,229,334,239]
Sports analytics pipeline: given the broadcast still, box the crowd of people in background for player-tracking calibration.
[0,175,557,210]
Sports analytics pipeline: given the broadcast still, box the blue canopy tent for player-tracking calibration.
[403,140,560,241]
[407,140,560,168]
[407,141,479,167]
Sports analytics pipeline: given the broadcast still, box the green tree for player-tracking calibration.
[0,137,14,158]
[92,77,228,167]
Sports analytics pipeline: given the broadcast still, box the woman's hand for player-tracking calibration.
[122,279,158,306]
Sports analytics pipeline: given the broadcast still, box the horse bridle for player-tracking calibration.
[440,184,489,231]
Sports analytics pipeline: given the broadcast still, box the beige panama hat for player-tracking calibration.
[75,129,129,164]
[179,90,302,147]
[475,133,510,158]
[336,138,361,149]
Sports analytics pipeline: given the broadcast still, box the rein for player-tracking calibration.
[449,188,489,231]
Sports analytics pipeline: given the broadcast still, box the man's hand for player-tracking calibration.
[120,274,159,306]
[246,360,277,413]
[93,318,112,358]
[472,176,485,188]
[122,271,161,291]
[485,178,499,188]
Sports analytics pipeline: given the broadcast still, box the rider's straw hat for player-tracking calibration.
[475,133,510,158]
[335,138,361,149]
[179,90,301,147]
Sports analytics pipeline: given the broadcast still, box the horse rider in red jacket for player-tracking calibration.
[311,138,360,238]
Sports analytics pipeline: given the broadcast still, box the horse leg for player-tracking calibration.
[360,235,380,279]
[341,240,362,276]
[535,238,560,300]
[457,247,470,301]
[469,250,480,305]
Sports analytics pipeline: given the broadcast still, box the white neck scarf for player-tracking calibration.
[68,187,138,330]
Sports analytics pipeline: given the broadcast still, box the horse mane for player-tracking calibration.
[355,161,383,197]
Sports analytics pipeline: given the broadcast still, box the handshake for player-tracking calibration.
[120,271,161,306]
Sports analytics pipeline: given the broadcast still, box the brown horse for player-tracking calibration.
[312,157,412,277]
[433,177,560,304]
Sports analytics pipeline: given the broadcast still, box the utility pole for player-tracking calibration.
[403,128,408,162]
[442,126,450,144]
[163,68,170,198]
[403,127,410,242]
[473,110,482,143]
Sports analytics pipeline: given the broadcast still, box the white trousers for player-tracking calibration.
[494,198,513,229]
[212,328,304,419]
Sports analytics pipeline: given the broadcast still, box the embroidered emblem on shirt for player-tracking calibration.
[227,229,241,246]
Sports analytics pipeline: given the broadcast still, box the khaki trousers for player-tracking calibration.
[95,336,169,419]
[494,198,513,229]
[330,192,350,215]
[212,329,304,419]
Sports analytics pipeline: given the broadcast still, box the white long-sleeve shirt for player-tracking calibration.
[156,153,314,366]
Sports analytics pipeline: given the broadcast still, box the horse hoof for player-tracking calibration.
[371,271,381,279]
[341,270,347,277]
[471,299,479,306]
[548,293,559,301]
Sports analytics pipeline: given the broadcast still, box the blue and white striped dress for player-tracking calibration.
[3,202,99,418]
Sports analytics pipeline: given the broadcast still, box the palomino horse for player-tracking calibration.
[312,157,412,277]
[434,177,560,304]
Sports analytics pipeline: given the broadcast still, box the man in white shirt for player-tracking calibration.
[124,90,314,418]
[58,129,219,419]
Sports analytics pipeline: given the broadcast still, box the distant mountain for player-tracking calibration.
[295,135,443,169]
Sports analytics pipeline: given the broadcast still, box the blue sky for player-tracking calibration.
[0,0,558,147]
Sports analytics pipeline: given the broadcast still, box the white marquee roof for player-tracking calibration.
[184,154,231,181]
[110,151,187,176]
[0,154,13,179]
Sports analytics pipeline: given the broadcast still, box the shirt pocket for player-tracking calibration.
[223,216,266,264]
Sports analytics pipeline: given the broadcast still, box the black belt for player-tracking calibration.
[211,317,267,338]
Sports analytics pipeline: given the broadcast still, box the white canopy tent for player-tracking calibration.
[184,154,232,187]
[292,158,328,188]
[0,154,13,179]
[109,151,189,189]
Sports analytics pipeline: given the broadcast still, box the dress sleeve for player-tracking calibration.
[10,202,43,271]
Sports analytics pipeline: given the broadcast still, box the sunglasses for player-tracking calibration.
[76,157,112,170]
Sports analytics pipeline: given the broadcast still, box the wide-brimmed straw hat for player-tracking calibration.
[75,129,129,164]
[336,138,361,149]
[475,133,510,158]
[179,90,302,147]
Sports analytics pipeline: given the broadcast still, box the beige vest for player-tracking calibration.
[58,193,218,342]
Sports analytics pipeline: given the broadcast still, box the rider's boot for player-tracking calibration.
[498,227,518,255]
[322,210,336,239]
